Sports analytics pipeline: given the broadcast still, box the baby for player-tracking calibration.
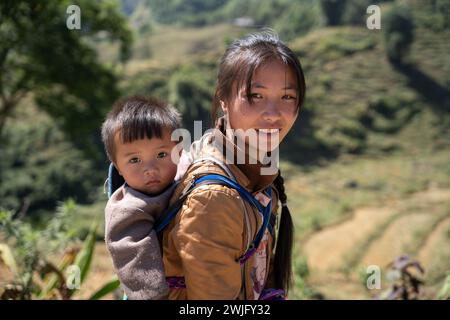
[101,96,182,299]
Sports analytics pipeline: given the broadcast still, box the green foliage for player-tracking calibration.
[0,205,115,300]
[413,0,450,32]
[130,0,323,40]
[313,30,376,60]
[128,1,154,34]
[342,0,375,25]
[362,93,421,134]
[320,0,347,26]
[0,0,132,157]
[146,0,228,25]
[436,274,450,300]
[341,0,394,26]
[293,255,310,279]
[168,65,215,132]
[291,255,323,299]
[0,117,99,215]
[383,5,415,64]
[89,276,120,300]
[274,0,323,40]
[72,223,97,286]
[0,201,77,299]
[0,243,18,275]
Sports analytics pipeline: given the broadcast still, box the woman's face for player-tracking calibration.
[222,58,299,153]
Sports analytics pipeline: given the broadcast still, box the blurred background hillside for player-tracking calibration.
[0,0,449,299]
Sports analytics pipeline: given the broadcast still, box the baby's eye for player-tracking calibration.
[129,157,141,164]
[282,94,297,101]
[157,152,168,159]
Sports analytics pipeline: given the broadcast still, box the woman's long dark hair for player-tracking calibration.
[212,31,305,294]
[273,171,294,293]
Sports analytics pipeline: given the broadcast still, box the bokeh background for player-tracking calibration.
[0,0,449,299]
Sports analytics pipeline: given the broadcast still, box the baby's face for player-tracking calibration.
[114,129,178,195]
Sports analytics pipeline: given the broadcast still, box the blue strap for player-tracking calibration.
[107,163,115,198]
[108,163,125,198]
[253,187,272,249]
[155,174,272,253]
[194,174,272,251]
[107,167,275,261]
[154,199,184,233]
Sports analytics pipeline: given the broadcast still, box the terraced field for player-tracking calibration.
[291,170,450,299]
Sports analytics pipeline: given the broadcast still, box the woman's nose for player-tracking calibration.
[262,100,282,122]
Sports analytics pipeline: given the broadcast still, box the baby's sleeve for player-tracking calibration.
[104,187,169,300]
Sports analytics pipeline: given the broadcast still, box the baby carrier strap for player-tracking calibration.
[154,173,272,263]
[107,158,276,300]
[106,159,274,262]
[107,163,125,198]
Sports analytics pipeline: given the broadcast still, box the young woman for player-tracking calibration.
[161,31,306,300]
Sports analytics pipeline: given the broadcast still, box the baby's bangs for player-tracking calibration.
[118,109,164,144]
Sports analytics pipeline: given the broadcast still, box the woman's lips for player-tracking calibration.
[256,128,281,133]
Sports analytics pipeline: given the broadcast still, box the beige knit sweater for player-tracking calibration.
[104,182,177,299]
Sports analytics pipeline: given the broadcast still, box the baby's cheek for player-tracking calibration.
[165,161,178,178]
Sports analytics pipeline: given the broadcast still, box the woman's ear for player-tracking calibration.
[220,100,227,114]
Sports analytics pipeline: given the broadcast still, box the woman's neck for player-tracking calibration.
[237,161,276,192]
[216,116,278,192]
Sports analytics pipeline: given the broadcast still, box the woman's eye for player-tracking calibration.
[282,95,297,101]
[129,157,141,164]
[250,93,263,99]
[157,152,168,159]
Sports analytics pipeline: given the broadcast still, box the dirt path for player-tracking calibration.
[417,217,450,274]
[360,213,434,268]
[303,188,450,272]
[306,271,370,299]
[303,206,396,271]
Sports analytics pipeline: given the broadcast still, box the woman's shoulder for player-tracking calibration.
[174,159,241,201]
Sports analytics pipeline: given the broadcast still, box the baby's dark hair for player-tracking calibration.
[101,96,181,162]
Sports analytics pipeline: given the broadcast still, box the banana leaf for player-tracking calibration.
[436,275,450,300]
[38,247,79,299]
[0,243,18,275]
[67,222,98,298]
[89,277,120,300]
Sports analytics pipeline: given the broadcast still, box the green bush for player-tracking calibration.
[0,118,99,216]
[413,0,450,32]
[168,65,214,132]
[342,0,374,26]
[383,6,415,64]
[364,93,421,134]
[0,204,117,300]
[275,1,323,40]
[320,0,347,26]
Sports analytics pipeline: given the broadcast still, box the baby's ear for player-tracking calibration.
[113,163,123,176]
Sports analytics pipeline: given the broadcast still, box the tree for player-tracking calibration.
[0,0,132,156]
[320,0,347,26]
[275,0,322,40]
[0,117,98,215]
[383,5,414,64]
[168,65,214,133]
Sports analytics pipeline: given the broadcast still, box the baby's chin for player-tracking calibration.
[138,182,172,196]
